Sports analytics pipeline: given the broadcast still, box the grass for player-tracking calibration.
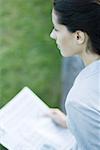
[0,0,61,149]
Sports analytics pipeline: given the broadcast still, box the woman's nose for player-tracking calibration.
[50,30,56,40]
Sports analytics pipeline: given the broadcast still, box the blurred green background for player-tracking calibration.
[0,0,61,149]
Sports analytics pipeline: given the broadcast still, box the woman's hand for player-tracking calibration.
[48,108,67,128]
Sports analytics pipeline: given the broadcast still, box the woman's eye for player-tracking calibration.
[54,28,59,32]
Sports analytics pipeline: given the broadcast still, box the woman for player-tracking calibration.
[49,0,100,149]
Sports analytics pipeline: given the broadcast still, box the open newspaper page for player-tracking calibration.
[0,87,75,150]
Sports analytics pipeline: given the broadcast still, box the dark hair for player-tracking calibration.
[53,0,100,55]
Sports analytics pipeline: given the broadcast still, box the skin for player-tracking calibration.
[48,9,100,128]
[50,9,100,65]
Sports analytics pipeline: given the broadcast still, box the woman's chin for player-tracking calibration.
[57,46,72,57]
[60,50,73,57]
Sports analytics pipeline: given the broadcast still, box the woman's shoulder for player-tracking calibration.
[66,60,100,111]
[75,60,100,84]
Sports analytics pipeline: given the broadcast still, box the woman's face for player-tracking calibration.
[50,10,82,57]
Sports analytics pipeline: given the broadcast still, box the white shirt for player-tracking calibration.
[65,60,100,150]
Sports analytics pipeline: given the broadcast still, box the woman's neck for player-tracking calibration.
[80,50,100,66]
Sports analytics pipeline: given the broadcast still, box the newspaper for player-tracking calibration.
[0,87,75,150]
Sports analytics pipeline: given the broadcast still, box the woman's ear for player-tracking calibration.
[74,31,86,44]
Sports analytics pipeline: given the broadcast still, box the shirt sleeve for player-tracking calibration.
[65,79,100,150]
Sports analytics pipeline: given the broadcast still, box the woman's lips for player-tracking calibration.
[57,44,60,49]
[56,43,59,48]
